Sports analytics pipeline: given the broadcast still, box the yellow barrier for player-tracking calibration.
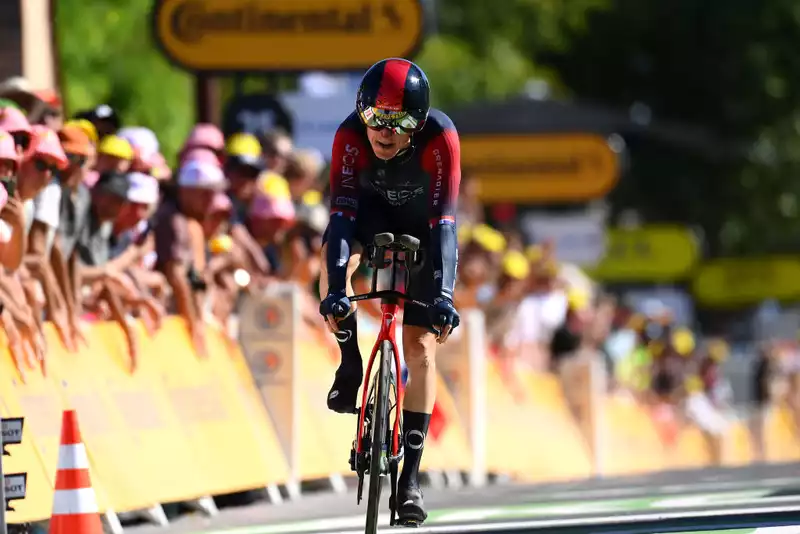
[1,318,291,522]
[597,396,666,476]
[3,311,800,524]
[764,405,800,463]
[484,360,592,481]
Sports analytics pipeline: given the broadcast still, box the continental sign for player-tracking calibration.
[460,134,620,202]
[589,226,700,282]
[693,257,800,307]
[152,0,425,72]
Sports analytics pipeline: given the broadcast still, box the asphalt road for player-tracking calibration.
[125,463,800,534]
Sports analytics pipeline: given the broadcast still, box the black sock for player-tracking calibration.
[334,312,361,370]
[399,410,430,489]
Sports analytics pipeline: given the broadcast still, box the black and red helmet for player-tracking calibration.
[356,58,430,134]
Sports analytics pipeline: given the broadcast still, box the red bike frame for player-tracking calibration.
[355,305,404,458]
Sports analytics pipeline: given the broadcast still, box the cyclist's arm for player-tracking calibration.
[326,127,368,293]
[422,125,461,302]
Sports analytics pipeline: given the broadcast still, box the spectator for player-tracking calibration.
[0,130,25,270]
[86,135,134,188]
[0,106,33,159]
[154,160,227,358]
[73,105,121,139]
[284,148,325,205]
[51,124,94,343]
[505,244,567,371]
[283,199,327,286]
[108,171,166,314]
[259,128,293,175]
[75,171,148,367]
[20,126,73,350]
[223,134,271,278]
[455,225,504,309]
[485,250,529,353]
[180,123,225,165]
[33,90,63,130]
[246,188,296,275]
[224,133,264,220]
[117,127,160,174]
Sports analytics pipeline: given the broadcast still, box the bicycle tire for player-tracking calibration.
[365,340,392,534]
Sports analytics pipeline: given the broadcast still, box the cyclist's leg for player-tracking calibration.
[395,259,438,522]
[319,239,365,413]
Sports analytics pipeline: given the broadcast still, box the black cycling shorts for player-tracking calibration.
[322,199,436,330]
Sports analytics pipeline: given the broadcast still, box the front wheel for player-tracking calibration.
[365,340,393,534]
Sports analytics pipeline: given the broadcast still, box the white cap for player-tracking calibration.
[117,127,160,162]
[126,172,160,204]
[177,160,227,190]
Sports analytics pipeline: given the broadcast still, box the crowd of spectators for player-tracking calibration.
[0,80,332,377]
[1,78,797,459]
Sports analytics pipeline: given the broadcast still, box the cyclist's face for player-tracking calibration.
[366,127,410,160]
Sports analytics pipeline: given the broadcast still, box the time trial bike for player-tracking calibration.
[331,232,431,533]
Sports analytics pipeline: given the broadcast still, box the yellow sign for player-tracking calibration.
[460,134,620,202]
[153,0,425,71]
[693,257,800,307]
[590,226,699,282]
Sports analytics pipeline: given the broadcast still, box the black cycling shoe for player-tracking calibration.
[327,362,363,414]
[395,485,427,526]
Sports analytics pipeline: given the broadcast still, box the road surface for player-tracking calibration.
[126,463,800,534]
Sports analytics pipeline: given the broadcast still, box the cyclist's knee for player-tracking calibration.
[403,326,437,368]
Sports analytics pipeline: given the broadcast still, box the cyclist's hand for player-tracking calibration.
[319,290,352,333]
[431,297,460,344]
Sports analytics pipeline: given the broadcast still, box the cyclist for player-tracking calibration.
[318,57,461,525]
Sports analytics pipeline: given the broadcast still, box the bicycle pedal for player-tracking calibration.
[396,519,422,528]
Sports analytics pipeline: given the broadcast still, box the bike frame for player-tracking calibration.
[356,301,403,457]
[349,245,430,460]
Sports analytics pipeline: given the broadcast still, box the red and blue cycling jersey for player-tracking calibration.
[325,108,461,302]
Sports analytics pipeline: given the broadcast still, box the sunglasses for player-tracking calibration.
[33,158,59,174]
[67,153,87,168]
[11,132,30,151]
[358,106,424,135]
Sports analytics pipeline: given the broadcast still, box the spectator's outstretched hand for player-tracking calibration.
[69,315,89,348]
[103,269,139,300]
[191,322,208,359]
[138,296,165,337]
[124,321,140,373]
[1,309,26,381]
[51,306,77,353]
[14,311,46,373]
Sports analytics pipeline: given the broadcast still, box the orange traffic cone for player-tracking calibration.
[49,410,103,534]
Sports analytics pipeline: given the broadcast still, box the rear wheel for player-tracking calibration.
[365,340,392,534]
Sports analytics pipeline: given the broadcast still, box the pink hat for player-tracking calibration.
[180,147,221,168]
[0,106,32,134]
[183,123,225,153]
[250,192,296,221]
[0,130,19,167]
[210,191,233,213]
[29,125,68,168]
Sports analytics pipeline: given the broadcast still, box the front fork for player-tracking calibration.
[351,304,405,525]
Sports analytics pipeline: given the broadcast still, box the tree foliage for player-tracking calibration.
[56,0,193,162]
[55,0,800,254]
[540,0,800,254]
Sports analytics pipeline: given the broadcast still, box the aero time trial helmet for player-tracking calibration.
[356,58,430,135]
